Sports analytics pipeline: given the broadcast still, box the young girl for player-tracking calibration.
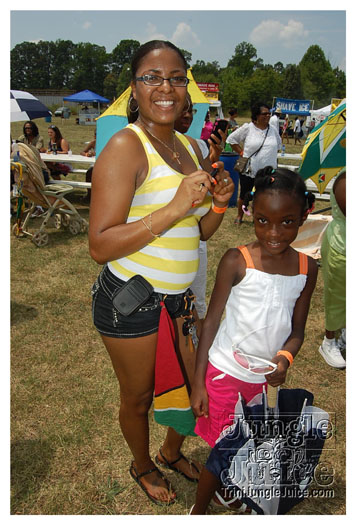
[190,166,318,514]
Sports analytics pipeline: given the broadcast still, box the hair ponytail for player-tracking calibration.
[305,191,316,213]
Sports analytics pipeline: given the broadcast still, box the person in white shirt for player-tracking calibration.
[293,117,302,144]
[226,102,281,225]
[269,108,281,132]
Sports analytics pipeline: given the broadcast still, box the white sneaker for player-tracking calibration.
[318,338,346,369]
[337,328,346,351]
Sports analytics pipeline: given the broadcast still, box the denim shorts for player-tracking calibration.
[91,265,194,338]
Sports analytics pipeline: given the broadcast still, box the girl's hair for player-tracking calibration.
[48,125,63,146]
[243,166,315,214]
[251,102,270,122]
[23,120,39,136]
[127,40,188,123]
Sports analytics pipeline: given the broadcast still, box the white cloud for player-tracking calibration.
[171,22,200,48]
[250,19,308,48]
[82,21,92,30]
[145,22,167,41]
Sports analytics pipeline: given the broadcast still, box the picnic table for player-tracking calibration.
[40,152,95,176]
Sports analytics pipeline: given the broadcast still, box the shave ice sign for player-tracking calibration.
[275,98,311,115]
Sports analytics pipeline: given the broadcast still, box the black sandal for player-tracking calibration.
[129,461,176,506]
[155,448,200,483]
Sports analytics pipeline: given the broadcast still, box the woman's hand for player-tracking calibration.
[265,354,290,387]
[169,169,215,214]
[211,161,234,207]
[207,128,228,164]
[190,382,209,418]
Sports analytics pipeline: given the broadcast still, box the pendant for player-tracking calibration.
[172,151,180,161]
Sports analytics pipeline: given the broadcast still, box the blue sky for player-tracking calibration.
[9,4,347,72]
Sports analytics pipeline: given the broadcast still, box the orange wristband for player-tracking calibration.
[277,350,294,367]
[212,203,227,214]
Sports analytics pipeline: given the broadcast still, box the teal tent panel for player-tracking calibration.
[187,103,209,139]
[96,102,209,157]
[96,115,128,158]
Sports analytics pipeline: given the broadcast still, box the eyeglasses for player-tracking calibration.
[135,74,189,87]
[260,112,271,116]
[232,344,277,375]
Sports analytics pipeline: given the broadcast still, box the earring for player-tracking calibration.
[128,96,139,113]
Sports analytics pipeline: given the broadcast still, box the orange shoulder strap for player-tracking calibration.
[298,252,308,275]
[237,245,255,269]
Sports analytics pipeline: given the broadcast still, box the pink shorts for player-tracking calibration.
[194,363,266,448]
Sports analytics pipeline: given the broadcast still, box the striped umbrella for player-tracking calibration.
[10,90,52,122]
[298,99,346,194]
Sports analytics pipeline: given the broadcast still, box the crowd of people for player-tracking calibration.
[13,38,345,515]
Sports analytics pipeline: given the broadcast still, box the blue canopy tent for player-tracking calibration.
[63,90,110,125]
[96,69,209,157]
[63,89,110,105]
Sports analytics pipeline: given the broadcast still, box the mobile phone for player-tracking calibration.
[210,119,228,144]
[112,274,154,316]
[210,167,219,184]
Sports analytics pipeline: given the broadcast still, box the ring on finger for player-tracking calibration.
[223,178,228,185]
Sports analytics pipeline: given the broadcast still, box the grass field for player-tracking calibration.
[10,116,346,515]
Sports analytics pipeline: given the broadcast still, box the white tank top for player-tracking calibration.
[209,245,308,384]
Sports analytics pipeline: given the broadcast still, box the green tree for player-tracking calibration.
[282,64,303,99]
[248,68,284,107]
[179,48,192,67]
[227,41,257,77]
[103,73,119,102]
[332,67,346,99]
[219,67,249,113]
[110,39,140,76]
[72,43,109,93]
[191,60,220,83]
[299,45,335,106]
[116,63,132,98]
[49,40,76,89]
[273,61,285,75]
[11,42,44,90]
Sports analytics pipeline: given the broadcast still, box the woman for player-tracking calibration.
[89,40,234,506]
[200,111,214,142]
[17,121,44,151]
[281,114,290,144]
[46,125,70,180]
[226,108,238,131]
[46,125,69,154]
[226,102,281,225]
[318,168,346,369]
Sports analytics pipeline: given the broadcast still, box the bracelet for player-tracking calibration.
[141,213,160,239]
[212,203,227,214]
[276,350,294,367]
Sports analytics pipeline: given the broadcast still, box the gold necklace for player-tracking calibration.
[139,122,181,165]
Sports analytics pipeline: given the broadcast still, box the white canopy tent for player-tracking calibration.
[307,104,331,126]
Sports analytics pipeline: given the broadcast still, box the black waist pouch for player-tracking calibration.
[112,274,154,316]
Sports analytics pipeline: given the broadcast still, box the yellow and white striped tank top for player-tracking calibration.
[108,123,212,294]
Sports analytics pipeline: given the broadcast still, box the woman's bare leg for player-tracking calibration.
[101,333,175,503]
